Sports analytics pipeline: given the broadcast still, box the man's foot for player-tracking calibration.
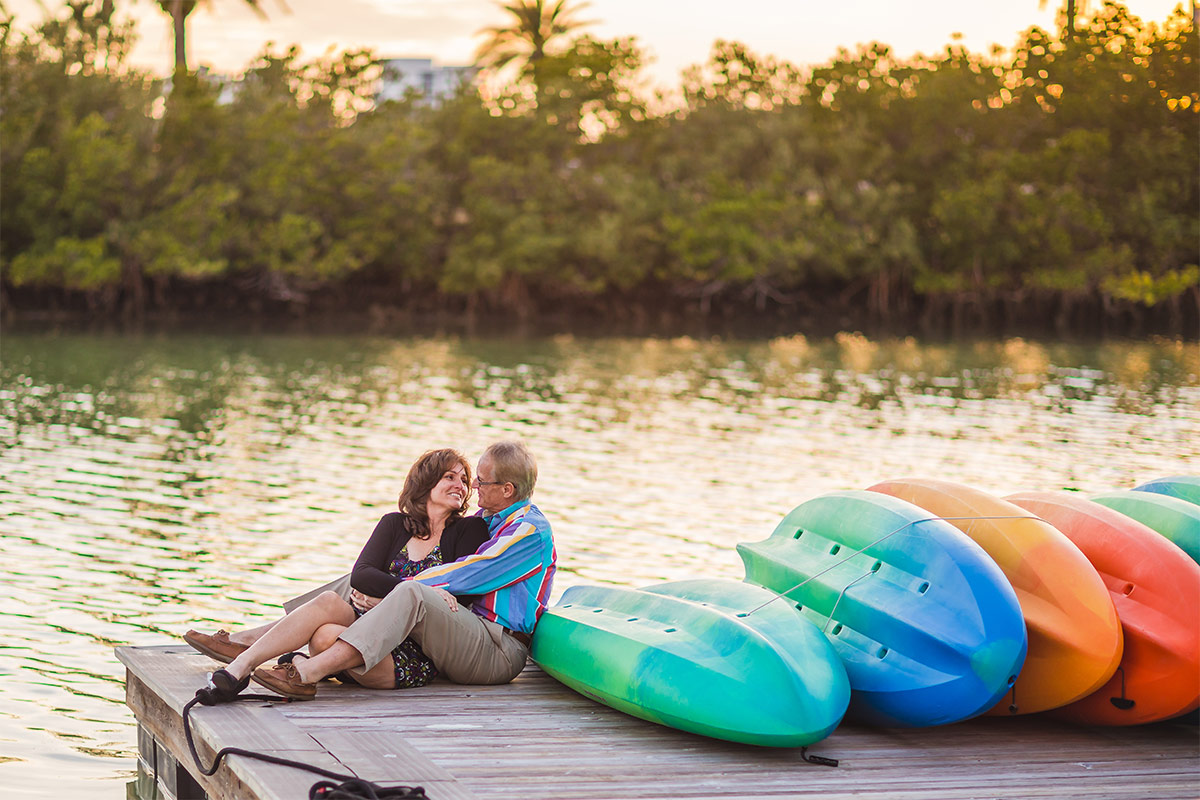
[251,663,317,700]
[184,629,249,664]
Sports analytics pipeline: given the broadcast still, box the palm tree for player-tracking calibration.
[157,0,272,77]
[474,0,592,100]
[1039,0,1090,38]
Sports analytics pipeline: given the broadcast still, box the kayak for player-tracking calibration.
[868,478,1122,715]
[738,490,1026,727]
[1092,490,1200,565]
[1133,476,1200,507]
[531,578,850,747]
[1008,491,1200,724]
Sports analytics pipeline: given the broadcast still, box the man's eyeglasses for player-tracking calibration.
[473,477,506,486]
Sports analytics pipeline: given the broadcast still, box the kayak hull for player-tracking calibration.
[1133,476,1200,507]
[1092,490,1200,565]
[531,579,850,747]
[738,490,1026,727]
[1007,491,1200,725]
[869,478,1122,716]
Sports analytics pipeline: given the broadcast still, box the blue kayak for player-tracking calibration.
[738,490,1028,727]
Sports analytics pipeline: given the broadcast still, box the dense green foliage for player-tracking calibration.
[1,1,1196,331]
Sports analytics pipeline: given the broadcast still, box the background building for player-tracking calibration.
[377,58,477,104]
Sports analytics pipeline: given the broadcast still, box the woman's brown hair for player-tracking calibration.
[397,448,473,539]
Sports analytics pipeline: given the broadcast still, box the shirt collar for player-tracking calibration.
[483,499,531,531]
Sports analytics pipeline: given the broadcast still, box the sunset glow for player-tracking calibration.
[5,0,1190,86]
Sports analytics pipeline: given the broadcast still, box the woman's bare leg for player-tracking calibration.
[227,619,278,647]
[223,591,356,681]
[309,623,396,689]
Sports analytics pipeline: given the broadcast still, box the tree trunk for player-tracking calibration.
[1055,294,1073,334]
[171,0,187,76]
[868,271,889,320]
[122,261,147,322]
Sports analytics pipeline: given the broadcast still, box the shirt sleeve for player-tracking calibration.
[350,513,410,597]
[412,520,547,596]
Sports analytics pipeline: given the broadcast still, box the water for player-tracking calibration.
[0,329,1196,797]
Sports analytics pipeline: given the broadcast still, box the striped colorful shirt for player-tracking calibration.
[412,500,556,634]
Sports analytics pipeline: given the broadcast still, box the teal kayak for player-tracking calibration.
[1092,490,1200,564]
[738,490,1027,727]
[531,579,850,747]
[1133,476,1200,507]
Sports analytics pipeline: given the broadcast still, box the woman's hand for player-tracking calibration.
[350,589,383,612]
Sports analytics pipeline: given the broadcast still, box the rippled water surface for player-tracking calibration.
[1,330,1197,797]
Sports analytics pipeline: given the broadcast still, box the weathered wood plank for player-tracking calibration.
[309,730,482,800]
[121,644,1200,800]
[126,672,342,800]
[119,645,481,800]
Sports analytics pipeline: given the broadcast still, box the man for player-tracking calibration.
[187,440,556,698]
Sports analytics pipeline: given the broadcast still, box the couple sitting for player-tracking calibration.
[183,440,556,700]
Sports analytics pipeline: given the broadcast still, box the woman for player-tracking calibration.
[197,448,489,696]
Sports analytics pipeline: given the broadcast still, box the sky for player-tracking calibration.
[6,0,1190,90]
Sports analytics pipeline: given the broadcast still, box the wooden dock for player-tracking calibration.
[118,643,1199,800]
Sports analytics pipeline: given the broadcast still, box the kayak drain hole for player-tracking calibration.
[871,561,882,572]
[876,647,889,659]
[829,544,841,555]
[664,628,676,633]
[591,608,603,613]
[917,582,930,594]
[1121,582,1135,595]
[831,624,843,635]
[627,617,638,622]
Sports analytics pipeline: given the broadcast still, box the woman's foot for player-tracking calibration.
[184,630,249,664]
[251,663,317,700]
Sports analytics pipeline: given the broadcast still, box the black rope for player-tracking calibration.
[800,746,839,767]
[309,778,432,799]
[184,684,429,800]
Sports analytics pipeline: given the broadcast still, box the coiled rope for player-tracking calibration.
[184,679,429,800]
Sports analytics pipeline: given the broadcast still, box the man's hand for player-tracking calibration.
[433,587,458,612]
[350,589,383,612]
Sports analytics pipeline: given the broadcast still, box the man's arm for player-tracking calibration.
[410,521,549,596]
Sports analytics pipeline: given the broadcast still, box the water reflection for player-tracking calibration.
[0,331,1197,798]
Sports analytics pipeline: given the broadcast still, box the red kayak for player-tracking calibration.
[1008,491,1200,725]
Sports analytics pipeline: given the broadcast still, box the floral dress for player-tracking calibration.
[353,544,443,688]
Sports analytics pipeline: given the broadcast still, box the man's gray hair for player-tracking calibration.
[484,440,537,501]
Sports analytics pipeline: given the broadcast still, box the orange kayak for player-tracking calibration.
[1007,491,1200,725]
[868,478,1122,715]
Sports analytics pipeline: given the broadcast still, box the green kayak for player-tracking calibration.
[531,578,850,747]
[1092,489,1200,564]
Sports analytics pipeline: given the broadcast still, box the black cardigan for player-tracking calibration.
[350,512,489,600]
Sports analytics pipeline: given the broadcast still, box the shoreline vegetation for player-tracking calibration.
[1,1,1197,336]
